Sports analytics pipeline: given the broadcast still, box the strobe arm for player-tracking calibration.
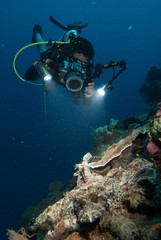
[103,60,126,70]
[93,60,126,79]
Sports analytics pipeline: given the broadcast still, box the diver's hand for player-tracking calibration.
[84,82,95,97]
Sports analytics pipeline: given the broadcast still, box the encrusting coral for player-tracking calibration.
[89,124,149,169]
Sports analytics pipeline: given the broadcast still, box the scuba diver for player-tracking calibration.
[25,18,95,106]
[18,16,126,106]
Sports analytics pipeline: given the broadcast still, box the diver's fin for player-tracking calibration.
[33,24,43,36]
[32,24,43,43]
[67,22,88,30]
[49,16,88,31]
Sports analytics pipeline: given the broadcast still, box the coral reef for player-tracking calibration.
[8,104,161,240]
[29,149,161,239]
[28,117,161,239]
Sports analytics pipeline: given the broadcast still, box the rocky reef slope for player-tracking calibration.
[7,104,161,240]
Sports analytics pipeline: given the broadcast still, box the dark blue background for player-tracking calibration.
[1,0,161,239]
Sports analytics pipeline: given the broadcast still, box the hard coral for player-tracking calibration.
[89,124,149,169]
[73,183,107,223]
[149,103,161,143]
[133,167,157,184]
[74,154,108,223]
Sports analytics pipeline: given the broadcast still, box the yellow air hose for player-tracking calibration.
[13,41,70,123]
[13,41,70,86]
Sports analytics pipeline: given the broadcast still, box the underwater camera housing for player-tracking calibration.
[59,60,87,92]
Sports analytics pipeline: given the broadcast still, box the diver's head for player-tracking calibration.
[71,37,94,62]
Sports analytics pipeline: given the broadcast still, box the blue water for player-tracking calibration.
[1,0,161,239]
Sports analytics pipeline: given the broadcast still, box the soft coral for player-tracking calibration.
[147,139,159,154]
